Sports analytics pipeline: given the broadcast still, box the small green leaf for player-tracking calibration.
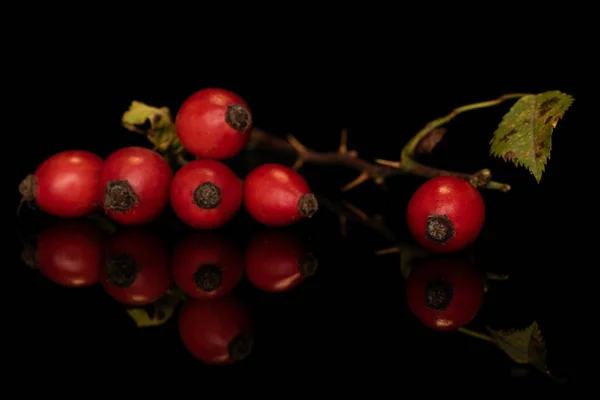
[397,243,432,279]
[490,91,574,182]
[125,291,181,328]
[121,101,183,153]
[487,321,563,382]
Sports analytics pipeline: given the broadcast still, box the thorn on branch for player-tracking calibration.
[339,129,348,154]
[342,171,370,192]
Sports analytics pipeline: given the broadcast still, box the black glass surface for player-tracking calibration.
[12,68,581,389]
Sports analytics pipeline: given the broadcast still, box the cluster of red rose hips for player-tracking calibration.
[31,220,315,299]
[26,219,316,364]
[19,88,319,229]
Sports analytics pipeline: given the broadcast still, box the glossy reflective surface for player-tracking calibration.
[15,188,574,387]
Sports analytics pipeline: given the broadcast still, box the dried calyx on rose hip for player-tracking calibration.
[172,232,244,300]
[406,255,485,331]
[245,229,318,292]
[99,146,173,226]
[243,163,319,227]
[175,88,253,159]
[406,176,485,253]
[18,150,104,218]
[170,159,243,229]
[178,297,253,365]
[100,229,171,306]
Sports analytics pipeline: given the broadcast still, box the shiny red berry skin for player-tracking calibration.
[19,150,103,217]
[99,146,172,226]
[406,176,485,253]
[172,233,244,300]
[35,220,105,287]
[243,164,319,227]
[406,255,484,331]
[245,229,318,292]
[170,159,243,229]
[99,229,171,306]
[175,88,253,159]
[178,297,253,365]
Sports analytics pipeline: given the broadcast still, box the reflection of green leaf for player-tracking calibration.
[398,243,431,279]
[126,291,181,328]
[487,321,564,382]
[490,91,574,182]
[121,101,183,154]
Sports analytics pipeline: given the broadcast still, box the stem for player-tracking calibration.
[458,327,496,343]
[401,93,530,157]
[396,92,531,192]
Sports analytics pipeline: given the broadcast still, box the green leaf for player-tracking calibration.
[397,243,432,279]
[121,101,183,153]
[490,91,574,182]
[125,291,181,328]
[487,321,563,382]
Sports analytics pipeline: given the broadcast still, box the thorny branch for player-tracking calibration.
[248,94,528,193]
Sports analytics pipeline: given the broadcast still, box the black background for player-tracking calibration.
[8,24,588,391]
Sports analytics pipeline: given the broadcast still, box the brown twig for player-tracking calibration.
[248,127,510,192]
[248,128,402,192]
[315,194,397,242]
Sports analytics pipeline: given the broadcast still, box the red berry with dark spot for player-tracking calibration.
[99,146,172,226]
[246,229,318,292]
[406,255,484,331]
[99,228,171,305]
[178,296,253,365]
[19,150,103,218]
[243,164,319,227]
[31,220,105,288]
[172,232,244,300]
[170,159,243,229]
[406,176,485,253]
[175,88,253,159]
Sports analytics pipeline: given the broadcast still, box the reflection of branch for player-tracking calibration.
[315,194,396,242]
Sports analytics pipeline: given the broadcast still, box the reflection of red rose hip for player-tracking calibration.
[172,232,244,300]
[175,88,253,159]
[99,229,171,305]
[245,229,318,292]
[19,150,103,218]
[406,255,484,331]
[34,220,105,287]
[243,164,319,227]
[170,159,243,229]
[178,297,253,365]
[99,147,173,226]
[406,176,485,253]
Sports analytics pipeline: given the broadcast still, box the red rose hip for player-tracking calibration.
[406,176,485,253]
[19,150,103,217]
[172,232,244,300]
[406,255,484,331]
[243,164,318,227]
[33,219,105,287]
[170,159,243,229]
[99,146,172,226]
[99,228,171,305]
[175,88,253,159]
[245,229,318,292]
[178,296,253,365]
